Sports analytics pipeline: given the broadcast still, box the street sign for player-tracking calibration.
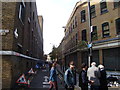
[16,74,28,84]
[87,43,92,48]
[28,68,35,74]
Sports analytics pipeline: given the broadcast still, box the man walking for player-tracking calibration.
[87,62,100,90]
[64,61,76,90]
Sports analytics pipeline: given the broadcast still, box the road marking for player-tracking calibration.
[43,85,50,88]
[44,76,49,79]
[43,75,50,88]
[43,82,49,84]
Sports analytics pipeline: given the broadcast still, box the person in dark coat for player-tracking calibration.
[64,61,76,90]
[98,65,108,90]
[79,63,89,90]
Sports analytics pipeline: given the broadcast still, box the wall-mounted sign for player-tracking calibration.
[0,29,9,35]
[14,28,18,38]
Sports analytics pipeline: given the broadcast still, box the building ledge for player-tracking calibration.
[0,51,40,61]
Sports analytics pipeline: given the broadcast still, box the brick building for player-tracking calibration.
[58,0,120,71]
[0,1,43,89]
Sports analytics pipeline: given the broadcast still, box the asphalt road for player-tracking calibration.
[28,65,65,90]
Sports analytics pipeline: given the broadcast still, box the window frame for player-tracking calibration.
[90,5,96,18]
[114,1,120,8]
[75,16,77,27]
[92,26,98,40]
[81,10,86,23]
[102,22,110,38]
[100,1,108,14]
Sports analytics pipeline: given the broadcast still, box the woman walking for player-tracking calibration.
[49,62,58,90]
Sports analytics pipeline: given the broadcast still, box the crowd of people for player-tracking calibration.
[48,61,108,90]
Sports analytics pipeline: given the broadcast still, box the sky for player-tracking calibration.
[36,0,79,54]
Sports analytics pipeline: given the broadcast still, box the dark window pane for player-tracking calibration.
[82,29,87,41]
[115,18,120,35]
[81,10,86,22]
[114,1,120,8]
[92,26,98,40]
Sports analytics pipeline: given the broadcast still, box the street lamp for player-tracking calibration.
[62,26,66,71]
[87,0,92,67]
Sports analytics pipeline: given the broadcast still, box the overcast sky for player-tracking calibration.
[36,0,79,54]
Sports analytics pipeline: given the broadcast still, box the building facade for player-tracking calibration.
[58,0,120,71]
[1,1,43,88]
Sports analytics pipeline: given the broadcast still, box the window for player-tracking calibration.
[100,1,108,14]
[75,33,78,45]
[70,24,72,33]
[81,10,86,23]
[82,29,87,41]
[115,18,120,35]
[102,22,110,38]
[75,16,77,27]
[19,2,25,23]
[114,1,120,8]
[92,26,98,40]
[90,5,96,18]
[72,21,74,29]
[33,12,34,20]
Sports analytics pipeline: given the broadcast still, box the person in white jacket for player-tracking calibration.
[87,62,101,90]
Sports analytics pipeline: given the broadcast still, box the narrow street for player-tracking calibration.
[27,64,65,90]
[1,1,120,90]
[15,64,120,90]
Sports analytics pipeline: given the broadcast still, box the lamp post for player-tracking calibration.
[62,26,66,71]
[87,0,92,67]
[87,1,93,89]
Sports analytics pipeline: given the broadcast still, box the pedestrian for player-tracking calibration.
[98,64,108,90]
[87,62,101,90]
[49,62,58,90]
[64,61,76,90]
[49,62,53,71]
[79,63,89,90]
